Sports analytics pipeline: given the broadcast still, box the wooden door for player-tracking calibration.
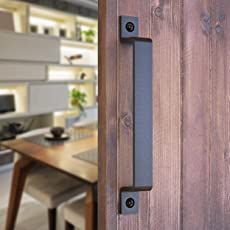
[98,0,230,229]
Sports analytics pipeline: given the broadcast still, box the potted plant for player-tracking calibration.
[81,29,95,43]
[70,89,87,114]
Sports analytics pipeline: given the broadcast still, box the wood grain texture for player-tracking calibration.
[85,187,94,230]
[99,0,230,229]
[149,0,182,229]
[208,0,230,229]
[98,0,118,229]
[182,1,211,229]
[219,3,230,229]
[183,0,230,229]
[99,0,181,229]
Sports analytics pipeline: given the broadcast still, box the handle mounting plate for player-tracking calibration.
[120,190,139,214]
[120,16,139,39]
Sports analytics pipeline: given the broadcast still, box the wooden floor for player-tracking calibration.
[0,168,76,230]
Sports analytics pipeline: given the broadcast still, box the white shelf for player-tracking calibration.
[69,104,98,110]
[61,39,97,49]
[48,64,97,82]
[0,1,98,122]
[0,112,29,120]
[0,30,60,63]
[0,110,56,121]
[48,79,97,84]
[49,63,97,69]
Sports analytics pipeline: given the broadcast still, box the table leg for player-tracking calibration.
[85,186,97,230]
[5,157,34,230]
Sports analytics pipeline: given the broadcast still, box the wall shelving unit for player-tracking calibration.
[0,0,98,126]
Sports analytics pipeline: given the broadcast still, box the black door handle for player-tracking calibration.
[119,16,153,214]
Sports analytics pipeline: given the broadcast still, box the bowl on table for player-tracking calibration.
[44,127,70,141]
[50,127,65,138]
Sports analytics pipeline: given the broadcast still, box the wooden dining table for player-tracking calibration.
[1,130,98,230]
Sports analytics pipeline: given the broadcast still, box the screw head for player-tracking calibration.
[126,198,135,209]
[126,22,135,32]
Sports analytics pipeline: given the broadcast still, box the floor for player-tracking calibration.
[0,167,66,230]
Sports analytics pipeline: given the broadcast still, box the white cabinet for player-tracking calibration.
[29,84,68,114]
[0,31,60,63]
[0,62,46,81]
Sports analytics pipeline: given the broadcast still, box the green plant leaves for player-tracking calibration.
[70,88,87,112]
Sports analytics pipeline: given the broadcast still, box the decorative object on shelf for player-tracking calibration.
[80,72,87,80]
[76,24,82,41]
[59,28,67,38]
[81,29,95,43]
[7,122,25,135]
[70,89,87,112]
[65,54,83,65]
[0,11,14,31]
[44,27,53,35]
[2,118,34,138]
[0,94,15,114]
[30,25,38,33]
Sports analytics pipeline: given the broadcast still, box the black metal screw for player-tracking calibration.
[126,22,135,32]
[126,198,135,209]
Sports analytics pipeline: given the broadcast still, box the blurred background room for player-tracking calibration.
[0,0,98,229]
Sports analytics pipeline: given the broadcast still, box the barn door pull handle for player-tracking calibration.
[119,16,153,214]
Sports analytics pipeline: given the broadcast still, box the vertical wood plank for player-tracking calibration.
[118,0,138,227]
[98,0,118,229]
[222,3,230,229]
[182,0,212,229]
[183,0,230,229]
[209,1,225,229]
[209,0,230,229]
[149,0,182,229]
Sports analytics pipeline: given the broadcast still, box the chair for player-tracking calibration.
[64,198,86,230]
[15,128,87,230]
[64,186,96,230]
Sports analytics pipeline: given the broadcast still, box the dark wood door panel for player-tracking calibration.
[183,0,230,229]
[99,0,230,229]
[182,1,211,229]
[150,0,182,229]
[99,0,182,229]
